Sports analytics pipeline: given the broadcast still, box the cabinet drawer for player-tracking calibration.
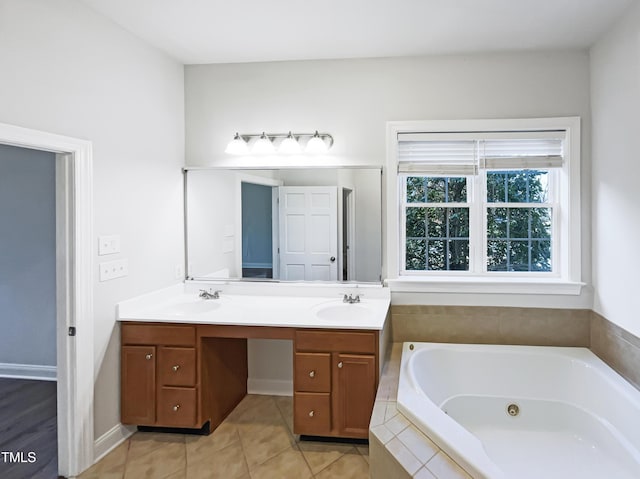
[158,347,196,387]
[157,387,197,427]
[122,324,195,347]
[295,330,376,354]
[295,353,330,392]
[294,392,331,436]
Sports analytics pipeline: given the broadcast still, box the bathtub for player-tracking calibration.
[397,343,640,479]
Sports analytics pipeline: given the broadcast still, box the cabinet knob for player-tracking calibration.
[308,410,314,417]
[309,370,315,378]
[173,404,181,412]
[338,361,343,369]
[145,353,153,360]
[172,365,180,372]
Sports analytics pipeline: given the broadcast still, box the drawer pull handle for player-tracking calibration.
[308,410,314,417]
[172,365,180,372]
[309,370,315,378]
[338,361,343,369]
[145,354,153,360]
[173,404,181,412]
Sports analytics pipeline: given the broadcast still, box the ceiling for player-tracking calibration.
[79,0,634,65]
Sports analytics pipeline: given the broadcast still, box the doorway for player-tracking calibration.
[341,187,354,281]
[241,182,274,279]
[0,144,57,478]
[0,122,93,477]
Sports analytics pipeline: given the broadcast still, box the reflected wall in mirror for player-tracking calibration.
[186,167,382,283]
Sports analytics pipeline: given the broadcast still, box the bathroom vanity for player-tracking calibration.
[118,284,390,440]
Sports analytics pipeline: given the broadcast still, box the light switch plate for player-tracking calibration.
[99,258,128,281]
[98,235,121,256]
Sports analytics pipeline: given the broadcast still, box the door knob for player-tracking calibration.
[145,354,153,360]
[330,256,336,262]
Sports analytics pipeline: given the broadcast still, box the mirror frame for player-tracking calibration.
[183,165,383,285]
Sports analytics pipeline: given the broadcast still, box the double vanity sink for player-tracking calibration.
[119,283,390,330]
[117,282,390,440]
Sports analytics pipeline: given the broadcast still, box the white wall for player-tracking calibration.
[590,2,640,337]
[185,51,593,309]
[0,0,185,439]
[187,169,239,277]
[0,145,56,369]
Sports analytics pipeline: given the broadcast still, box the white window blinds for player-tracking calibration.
[398,130,565,173]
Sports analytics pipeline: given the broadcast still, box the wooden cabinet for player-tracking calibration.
[121,321,378,440]
[294,330,378,439]
[121,345,156,425]
[335,353,376,437]
[121,323,199,428]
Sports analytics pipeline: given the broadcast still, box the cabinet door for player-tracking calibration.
[335,353,376,438]
[121,345,156,425]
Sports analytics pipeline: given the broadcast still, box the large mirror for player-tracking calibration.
[185,167,382,283]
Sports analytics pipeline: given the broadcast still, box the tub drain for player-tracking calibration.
[507,403,520,417]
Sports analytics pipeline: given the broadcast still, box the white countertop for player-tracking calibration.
[117,282,391,331]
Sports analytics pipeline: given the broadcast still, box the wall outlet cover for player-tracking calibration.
[99,258,128,281]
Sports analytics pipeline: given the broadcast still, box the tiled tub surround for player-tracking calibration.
[591,312,640,390]
[371,307,640,479]
[391,306,591,346]
[370,343,472,479]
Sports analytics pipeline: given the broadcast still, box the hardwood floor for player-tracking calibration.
[0,378,59,479]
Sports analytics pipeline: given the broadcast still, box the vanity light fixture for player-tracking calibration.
[224,132,250,155]
[279,131,303,154]
[305,130,329,154]
[225,131,334,155]
[252,132,276,154]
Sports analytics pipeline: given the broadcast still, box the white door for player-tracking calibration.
[278,186,338,281]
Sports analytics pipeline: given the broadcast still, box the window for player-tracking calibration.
[403,176,470,271]
[387,118,582,293]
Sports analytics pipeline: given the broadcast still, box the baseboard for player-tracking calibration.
[94,423,136,464]
[247,378,293,396]
[0,362,57,381]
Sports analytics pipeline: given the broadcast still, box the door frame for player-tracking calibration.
[0,122,94,477]
[234,173,281,278]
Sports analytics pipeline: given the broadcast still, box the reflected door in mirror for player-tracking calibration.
[279,186,338,281]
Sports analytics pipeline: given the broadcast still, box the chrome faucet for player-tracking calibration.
[343,294,361,304]
[199,289,220,300]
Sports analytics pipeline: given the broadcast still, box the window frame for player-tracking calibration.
[385,117,583,295]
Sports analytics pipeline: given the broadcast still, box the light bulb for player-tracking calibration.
[278,131,302,154]
[252,132,275,154]
[305,131,328,154]
[225,133,249,155]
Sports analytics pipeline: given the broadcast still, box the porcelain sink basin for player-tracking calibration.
[161,300,222,317]
[313,302,374,322]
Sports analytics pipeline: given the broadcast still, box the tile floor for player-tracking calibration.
[79,395,369,479]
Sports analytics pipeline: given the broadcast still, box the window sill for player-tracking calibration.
[385,277,585,295]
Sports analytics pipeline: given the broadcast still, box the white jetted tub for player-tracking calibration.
[397,343,640,479]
